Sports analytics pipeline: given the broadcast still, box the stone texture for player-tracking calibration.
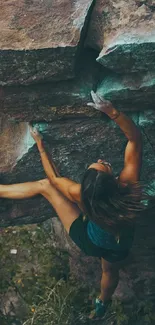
[96,71,155,110]
[85,0,105,50]
[0,50,100,121]
[0,287,28,319]
[0,0,94,85]
[86,0,155,49]
[0,118,34,172]
[86,0,155,73]
[97,34,155,73]
[2,51,155,121]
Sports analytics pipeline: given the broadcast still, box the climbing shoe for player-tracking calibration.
[89,297,111,320]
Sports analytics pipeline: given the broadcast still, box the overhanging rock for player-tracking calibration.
[0,0,95,85]
[97,34,155,73]
[0,50,100,121]
[2,51,155,122]
[0,119,33,172]
[96,71,155,110]
[86,0,155,73]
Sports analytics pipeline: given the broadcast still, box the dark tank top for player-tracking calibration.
[87,220,134,251]
[87,175,134,251]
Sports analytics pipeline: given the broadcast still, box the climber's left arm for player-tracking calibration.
[30,125,60,179]
[30,126,81,203]
[38,143,81,203]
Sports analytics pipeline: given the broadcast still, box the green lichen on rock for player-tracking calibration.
[96,72,155,110]
[97,35,155,73]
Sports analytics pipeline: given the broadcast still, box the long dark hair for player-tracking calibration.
[81,168,150,235]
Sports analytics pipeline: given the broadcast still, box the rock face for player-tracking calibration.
[0,119,34,171]
[0,0,155,322]
[0,0,155,110]
[0,0,94,85]
[0,50,100,121]
[97,34,155,73]
[96,72,155,110]
[86,0,155,75]
[86,0,155,50]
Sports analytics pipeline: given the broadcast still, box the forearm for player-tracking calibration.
[37,140,60,181]
[107,107,141,141]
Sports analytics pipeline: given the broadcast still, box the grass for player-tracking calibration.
[0,224,155,325]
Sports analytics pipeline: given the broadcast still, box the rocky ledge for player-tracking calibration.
[0,0,94,85]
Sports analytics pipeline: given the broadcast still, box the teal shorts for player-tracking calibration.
[69,214,130,263]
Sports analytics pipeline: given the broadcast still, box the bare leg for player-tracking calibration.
[0,179,81,233]
[40,179,81,233]
[99,258,120,303]
[0,180,45,199]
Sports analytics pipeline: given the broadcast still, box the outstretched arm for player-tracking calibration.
[88,91,142,183]
[30,126,60,179]
[30,126,81,203]
[112,112,142,183]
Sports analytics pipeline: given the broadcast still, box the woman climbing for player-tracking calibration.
[0,91,143,319]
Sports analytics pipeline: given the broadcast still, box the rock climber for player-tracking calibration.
[0,91,143,319]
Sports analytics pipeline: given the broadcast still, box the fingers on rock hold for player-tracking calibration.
[87,102,96,108]
[91,90,102,104]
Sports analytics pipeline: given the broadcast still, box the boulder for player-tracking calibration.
[97,34,155,74]
[0,0,95,85]
[2,51,155,121]
[86,0,155,73]
[0,118,33,171]
[96,71,155,110]
[0,50,100,121]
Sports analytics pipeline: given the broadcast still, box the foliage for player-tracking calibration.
[111,300,129,325]
[0,225,155,325]
[111,299,155,325]
[0,224,73,323]
[22,279,89,325]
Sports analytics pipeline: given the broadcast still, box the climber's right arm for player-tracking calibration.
[94,103,142,183]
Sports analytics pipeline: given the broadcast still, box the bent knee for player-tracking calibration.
[38,178,51,194]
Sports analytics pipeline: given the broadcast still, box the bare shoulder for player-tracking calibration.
[115,176,128,187]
